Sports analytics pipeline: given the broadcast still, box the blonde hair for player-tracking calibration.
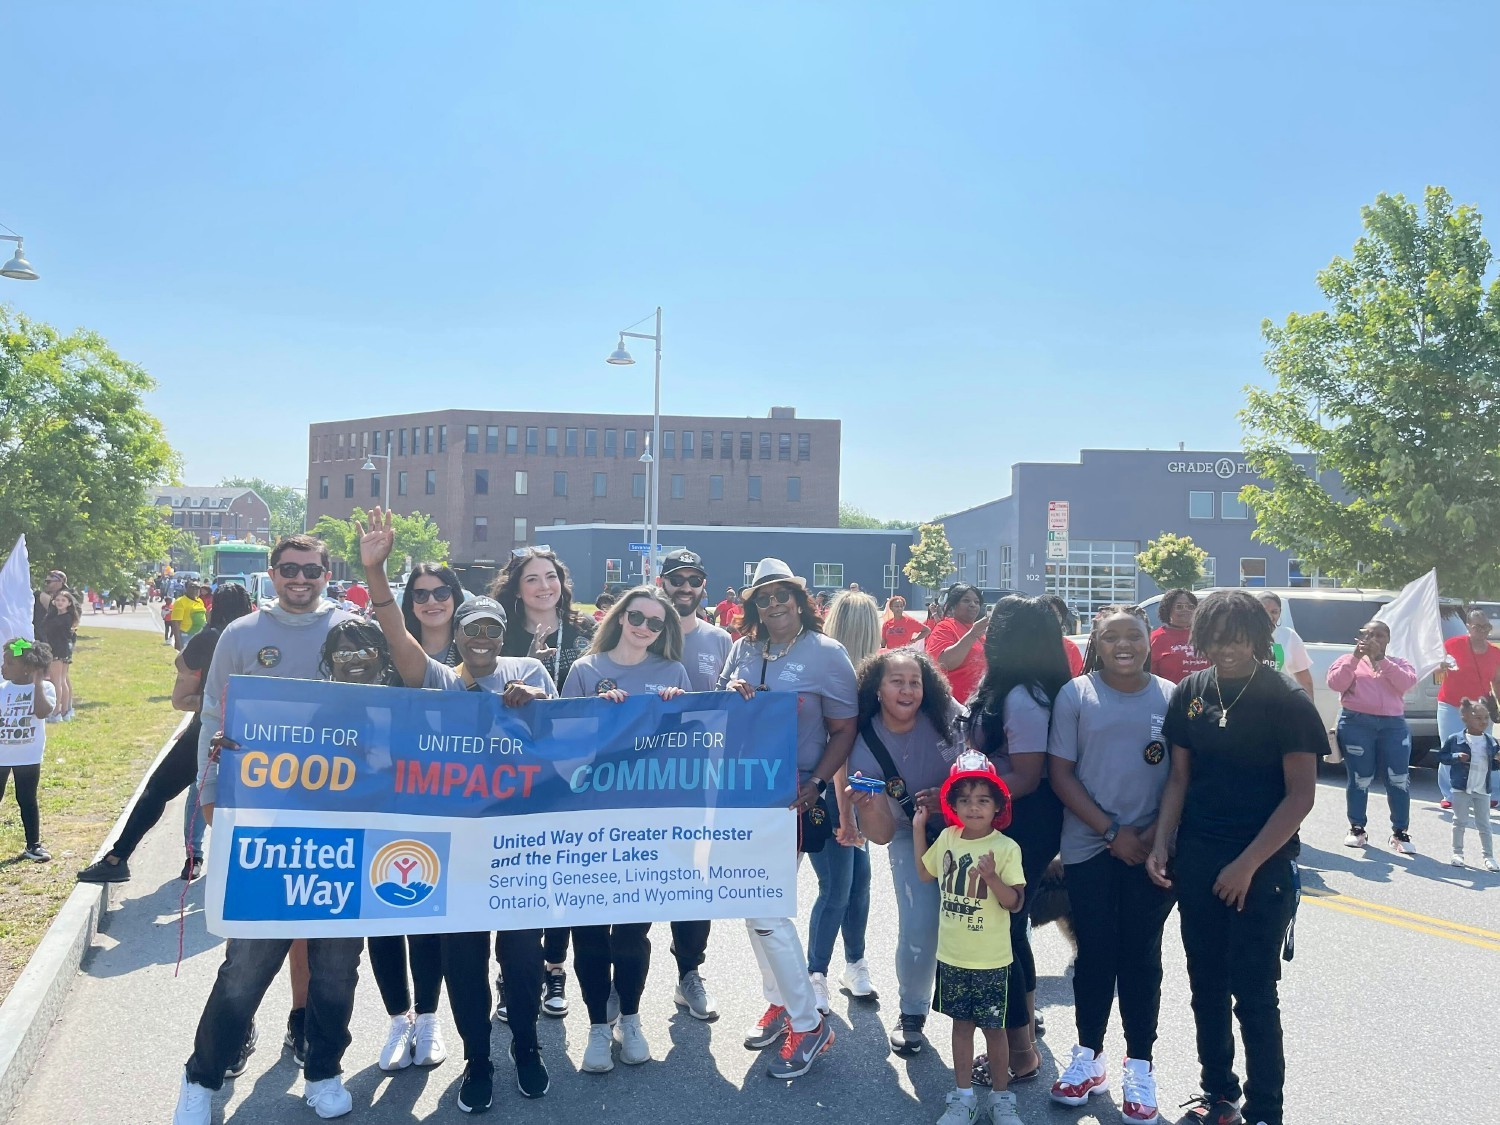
[824,591,881,668]
[587,585,683,663]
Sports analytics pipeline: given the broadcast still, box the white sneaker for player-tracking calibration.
[809,971,831,1013]
[304,1075,353,1119]
[1390,831,1416,855]
[1486,857,1500,872]
[1050,1044,1108,1105]
[412,1012,447,1067]
[378,1013,414,1071]
[1120,1057,1160,1123]
[987,1088,1024,1125]
[1343,825,1368,848]
[1453,853,1467,868]
[613,1012,651,1065]
[840,957,877,999]
[936,1088,979,1124]
[581,1023,615,1073]
[172,1073,212,1125]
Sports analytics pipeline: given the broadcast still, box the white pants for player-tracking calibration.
[1451,790,1495,858]
[744,917,820,1032]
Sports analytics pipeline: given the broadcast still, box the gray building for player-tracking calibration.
[929,448,1330,625]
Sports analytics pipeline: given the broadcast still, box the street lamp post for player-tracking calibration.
[361,450,392,514]
[638,439,654,582]
[0,227,38,281]
[607,307,662,579]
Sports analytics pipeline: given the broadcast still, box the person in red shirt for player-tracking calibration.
[713,587,738,627]
[343,582,369,611]
[1437,607,1500,806]
[880,596,929,649]
[924,585,988,704]
[1148,588,1210,684]
[1044,595,1086,677]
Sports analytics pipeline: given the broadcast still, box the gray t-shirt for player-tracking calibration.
[1048,672,1174,864]
[679,621,732,693]
[718,632,859,778]
[560,652,692,697]
[422,653,557,698]
[846,706,964,827]
[972,684,1051,773]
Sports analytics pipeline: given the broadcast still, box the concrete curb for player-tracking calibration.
[0,714,190,1121]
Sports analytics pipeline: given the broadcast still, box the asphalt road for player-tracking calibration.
[10,759,1498,1124]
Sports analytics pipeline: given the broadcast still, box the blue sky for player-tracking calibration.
[7,1,1498,520]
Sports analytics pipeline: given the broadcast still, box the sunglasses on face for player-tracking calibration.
[666,573,705,588]
[461,621,504,638]
[276,563,327,580]
[625,610,666,633]
[753,589,794,609]
[411,586,454,604]
[330,647,378,665]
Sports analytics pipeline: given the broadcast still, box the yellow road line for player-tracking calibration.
[1302,893,1500,951]
[1302,888,1500,940]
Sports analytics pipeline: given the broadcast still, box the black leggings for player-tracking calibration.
[0,764,42,846]
[1005,779,1064,1029]
[111,717,203,861]
[368,934,443,1016]
[572,923,652,1023]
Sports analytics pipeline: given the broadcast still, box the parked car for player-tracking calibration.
[1137,588,1468,765]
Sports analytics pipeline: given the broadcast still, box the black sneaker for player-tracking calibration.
[508,1042,549,1099]
[493,975,509,1023]
[77,857,131,883]
[284,1008,306,1068]
[542,968,568,1017]
[181,856,204,882]
[457,1059,495,1114]
[225,1019,258,1078]
[1178,1093,1245,1125]
[888,1012,927,1054]
[23,842,51,863]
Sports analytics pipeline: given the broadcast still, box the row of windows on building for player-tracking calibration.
[315,425,816,464]
[590,559,858,590]
[317,470,805,506]
[168,511,260,530]
[1188,490,1251,520]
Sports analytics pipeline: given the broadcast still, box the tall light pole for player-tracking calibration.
[638,438,653,581]
[361,450,392,514]
[607,307,662,578]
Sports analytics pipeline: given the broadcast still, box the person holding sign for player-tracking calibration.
[559,586,690,1073]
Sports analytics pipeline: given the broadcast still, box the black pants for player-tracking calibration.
[1176,838,1296,1125]
[542,927,571,964]
[1004,779,1063,1029]
[0,764,42,846]
[439,929,545,1060]
[572,923,652,1022]
[111,717,203,861]
[368,934,443,1016]
[184,937,362,1090]
[670,919,711,977]
[1063,849,1176,1058]
[494,929,545,1051]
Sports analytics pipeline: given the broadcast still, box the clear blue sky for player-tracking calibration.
[7,1,1498,520]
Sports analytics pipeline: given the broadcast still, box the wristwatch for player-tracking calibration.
[1102,820,1120,845]
[811,776,829,796]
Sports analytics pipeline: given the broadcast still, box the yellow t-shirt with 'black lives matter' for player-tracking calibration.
[921,826,1025,970]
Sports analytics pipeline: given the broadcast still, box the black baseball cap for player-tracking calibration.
[660,549,705,577]
[455,595,506,627]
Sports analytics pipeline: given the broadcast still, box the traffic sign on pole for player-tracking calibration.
[1047,501,1070,531]
[628,542,650,553]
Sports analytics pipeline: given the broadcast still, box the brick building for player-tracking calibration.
[305,407,840,571]
[155,486,272,545]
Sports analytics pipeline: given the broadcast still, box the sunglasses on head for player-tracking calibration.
[276,562,327,579]
[666,573,704,588]
[330,647,378,665]
[511,544,554,558]
[411,586,454,604]
[625,609,667,633]
[752,589,794,609]
[461,621,504,638]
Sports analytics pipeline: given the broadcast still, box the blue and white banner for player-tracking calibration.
[205,678,799,937]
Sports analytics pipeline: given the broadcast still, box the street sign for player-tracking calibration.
[1046,539,1068,560]
[628,542,650,553]
[1047,501,1070,531]
[1046,530,1068,542]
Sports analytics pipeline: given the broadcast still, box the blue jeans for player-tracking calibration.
[886,827,940,1015]
[805,802,870,975]
[1436,702,1500,802]
[1337,710,1411,832]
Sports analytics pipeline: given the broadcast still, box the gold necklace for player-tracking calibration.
[761,628,805,662]
[1211,663,1258,728]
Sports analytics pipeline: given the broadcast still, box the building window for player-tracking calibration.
[671,474,684,500]
[409,427,419,456]
[1189,491,1214,520]
[425,470,437,495]
[486,425,500,453]
[584,428,597,456]
[702,431,714,459]
[514,471,528,495]
[778,433,791,461]
[604,429,617,457]
[473,516,488,542]
[437,425,447,452]
[513,517,527,544]
[398,429,406,456]
[787,476,801,501]
[1288,559,1337,588]
[955,551,967,581]
[318,476,329,500]
[424,426,433,454]
[525,427,538,454]
[1239,558,1267,587]
[1000,545,1012,586]
[748,475,762,501]
[977,549,989,585]
[344,475,354,498]
[563,428,577,456]
[798,433,811,461]
[740,432,752,460]
[397,471,408,497]
[191,512,203,528]
[659,430,673,459]
[554,471,568,497]
[370,474,381,498]
[632,474,645,499]
[814,563,844,587]
[1045,540,1138,630]
[212,513,222,528]
[722,431,733,459]
[604,559,622,585]
[474,469,489,494]
[545,427,558,455]
[1221,492,1250,520]
[625,430,638,458]
[759,433,771,460]
[682,430,694,459]
[593,472,607,498]
[710,475,724,501]
[1196,557,1216,589]
[465,425,480,453]
[506,426,518,454]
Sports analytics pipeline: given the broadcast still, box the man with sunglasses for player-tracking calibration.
[655,549,732,1022]
[175,534,362,1125]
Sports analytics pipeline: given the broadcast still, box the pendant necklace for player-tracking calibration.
[761,627,805,662]
[1211,663,1258,728]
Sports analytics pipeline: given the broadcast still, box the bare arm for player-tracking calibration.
[849,782,896,845]
[1146,744,1192,888]
[811,715,857,787]
[170,653,203,712]
[911,806,936,881]
[1293,668,1314,697]
[933,617,987,671]
[31,672,54,719]
[356,508,429,688]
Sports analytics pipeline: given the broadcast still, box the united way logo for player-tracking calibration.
[370,838,441,908]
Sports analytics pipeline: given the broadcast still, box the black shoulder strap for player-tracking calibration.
[858,720,918,822]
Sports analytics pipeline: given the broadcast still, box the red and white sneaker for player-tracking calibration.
[1120,1057,1160,1123]
[1050,1044,1108,1106]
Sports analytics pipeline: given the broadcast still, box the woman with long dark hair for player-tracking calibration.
[40,587,82,721]
[401,563,465,666]
[965,594,1071,1087]
[925,584,989,704]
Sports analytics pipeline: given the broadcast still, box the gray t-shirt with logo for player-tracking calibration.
[718,632,859,778]
[560,652,692,698]
[846,706,965,827]
[679,621,733,693]
[422,654,557,697]
[1048,672,1175,864]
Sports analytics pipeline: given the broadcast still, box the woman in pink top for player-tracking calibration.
[1326,620,1419,855]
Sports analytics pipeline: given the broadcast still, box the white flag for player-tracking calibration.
[0,535,35,643]
[1374,568,1446,680]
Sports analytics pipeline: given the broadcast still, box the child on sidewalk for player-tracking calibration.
[1437,697,1499,870]
[0,637,57,861]
[913,751,1027,1125]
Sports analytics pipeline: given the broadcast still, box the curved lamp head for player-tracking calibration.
[361,459,376,471]
[606,336,635,365]
[1,242,38,281]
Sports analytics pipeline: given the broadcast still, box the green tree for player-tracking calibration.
[1241,187,1500,598]
[221,476,306,541]
[839,501,918,530]
[169,530,202,574]
[904,523,954,590]
[0,307,179,589]
[1136,532,1208,591]
[310,507,450,580]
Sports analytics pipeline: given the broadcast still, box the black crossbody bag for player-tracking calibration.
[858,720,943,847]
